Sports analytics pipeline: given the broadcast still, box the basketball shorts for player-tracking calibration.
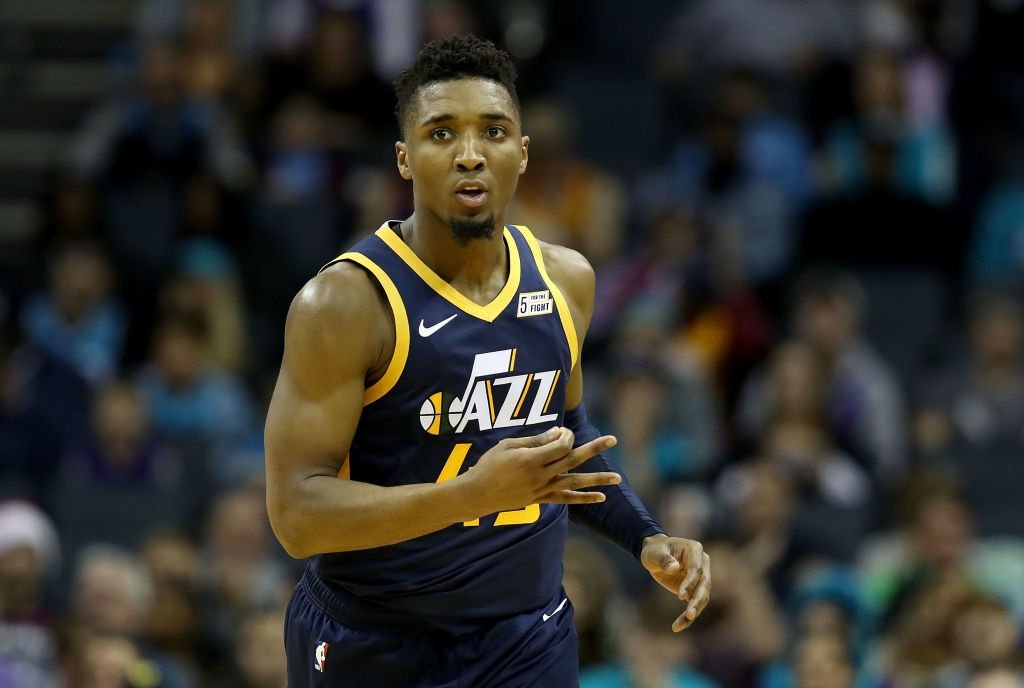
[284,566,579,688]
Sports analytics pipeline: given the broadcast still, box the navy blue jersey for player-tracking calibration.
[314,221,580,629]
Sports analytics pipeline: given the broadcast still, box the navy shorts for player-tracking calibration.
[284,567,579,688]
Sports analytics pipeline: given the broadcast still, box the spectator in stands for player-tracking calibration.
[225,606,288,688]
[258,8,393,157]
[52,383,198,564]
[741,269,906,480]
[563,536,622,675]
[915,288,1024,454]
[73,545,154,637]
[243,93,348,374]
[65,40,252,364]
[199,486,289,641]
[71,546,193,688]
[507,99,626,268]
[580,585,718,688]
[62,381,181,488]
[761,566,881,688]
[66,38,252,198]
[934,596,1023,688]
[593,297,721,500]
[736,341,875,540]
[654,0,857,124]
[21,242,125,385]
[0,323,89,505]
[422,0,487,43]
[876,564,974,687]
[161,239,248,374]
[179,0,242,105]
[0,502,62,688]
[0,501,60,624]
[792,634,857,688]
[592,209,704,343]
[63,631,170,688]
[857,472,1024,652]
[968,146,1024,286]
[135,312,252,453]
[800,49,959,273]
[145,577,208,683]
[791,269,906,478]
[912,288,1024,535]
[686,538,785,687]
[36,177,103,250]
[138,532,227,681]
[823,46,956,205]
[722,456,864,598]
[136,0,266,59]
[647,72,804,288]
[594,207,772,404]
[141,531,199,590]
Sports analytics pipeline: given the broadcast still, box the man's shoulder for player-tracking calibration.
[536,240,595,304]
[283,261,392,377]
[289,261,386,336]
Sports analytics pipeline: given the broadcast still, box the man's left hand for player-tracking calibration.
[640,534,711,632]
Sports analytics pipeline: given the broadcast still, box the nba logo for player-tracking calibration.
[314,641,330,672]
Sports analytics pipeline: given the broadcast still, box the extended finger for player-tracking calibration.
[677,544,704,601]
[677,554,711,630]
[674,581,710,631]
[546,435,616,471]
[538,489,607,504]
[545,471,621,493]
[501,425,565,450]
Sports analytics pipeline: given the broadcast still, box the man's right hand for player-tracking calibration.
[459,427,621,516]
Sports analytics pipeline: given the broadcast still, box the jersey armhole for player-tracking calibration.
[332,252,410,406]
[512,226,580,370]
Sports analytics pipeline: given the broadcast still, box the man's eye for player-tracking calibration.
[432,129,453,141]
[485,127,506,138]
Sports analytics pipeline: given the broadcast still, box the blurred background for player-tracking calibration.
[1,0,1024,686]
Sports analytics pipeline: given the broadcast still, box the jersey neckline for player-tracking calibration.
[375,221,522,323]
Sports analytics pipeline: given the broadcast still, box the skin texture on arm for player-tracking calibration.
[541,240,712,632]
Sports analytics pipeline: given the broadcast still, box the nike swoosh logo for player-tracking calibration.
[542,597,568,622]
[418,313,458,337]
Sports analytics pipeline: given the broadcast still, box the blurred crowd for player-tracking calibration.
[2,1,1024,687]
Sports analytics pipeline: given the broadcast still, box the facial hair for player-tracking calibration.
[449,215,496,244]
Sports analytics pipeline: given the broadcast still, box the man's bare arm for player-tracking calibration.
[265,264,475,557]
[265,263,621,558]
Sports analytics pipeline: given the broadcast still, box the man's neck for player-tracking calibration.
[398,213,509,304]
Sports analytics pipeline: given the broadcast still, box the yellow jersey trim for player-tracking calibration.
[375,223,521,323]
[514,225,580,370]
[332,251,410,406]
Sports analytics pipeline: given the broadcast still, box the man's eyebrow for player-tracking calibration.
[419,113,454,127]
[418,111,514,127]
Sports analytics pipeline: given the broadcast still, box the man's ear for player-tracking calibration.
[519,135,530,175]
[396,141,412,180]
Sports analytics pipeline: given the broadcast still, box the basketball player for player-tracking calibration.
[265,36,711,687]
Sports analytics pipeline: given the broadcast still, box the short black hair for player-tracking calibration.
[393,35,519,137]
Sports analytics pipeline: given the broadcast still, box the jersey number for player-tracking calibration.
[435,443,540,526]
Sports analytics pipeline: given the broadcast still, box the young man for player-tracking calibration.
[265,36,711,687]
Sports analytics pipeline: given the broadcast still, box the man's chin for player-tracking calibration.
[449,214,496,244]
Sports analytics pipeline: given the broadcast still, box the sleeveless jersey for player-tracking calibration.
[313,221,580,629]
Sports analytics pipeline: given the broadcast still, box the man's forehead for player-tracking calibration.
[411,78,517,122]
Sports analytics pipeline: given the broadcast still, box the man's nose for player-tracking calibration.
[454,137,486,171]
